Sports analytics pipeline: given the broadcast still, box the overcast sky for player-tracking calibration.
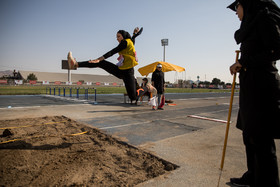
[1,0,280,83]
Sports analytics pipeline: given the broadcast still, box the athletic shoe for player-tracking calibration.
[67,51,77,69]
[152,106,156,110]
[157,107,164,110]
[230,177,250,187]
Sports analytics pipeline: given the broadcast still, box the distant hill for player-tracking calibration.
[0,70,13,77]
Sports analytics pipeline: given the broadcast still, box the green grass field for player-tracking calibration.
[0,85,237,95]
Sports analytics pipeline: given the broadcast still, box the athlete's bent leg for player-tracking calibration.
[78,60,122,79]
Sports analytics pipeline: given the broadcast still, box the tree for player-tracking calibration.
[27,73,38,81]
[211,78,221,86]
[200,81,211,87]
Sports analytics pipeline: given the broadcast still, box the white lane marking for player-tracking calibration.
[0,106,41,110]
[0,104,91,110]
[188,115,230,124]
[177,96,239,101]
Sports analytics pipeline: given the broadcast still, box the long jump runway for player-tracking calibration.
[0,92,234,108]
[81,103,239,145]
[79,92,238,146]
[0,93,239,146]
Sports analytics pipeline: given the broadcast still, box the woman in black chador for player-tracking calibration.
[67,27,143,102]
[228,0,280,186]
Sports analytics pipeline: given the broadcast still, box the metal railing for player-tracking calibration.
[46,86,97,104]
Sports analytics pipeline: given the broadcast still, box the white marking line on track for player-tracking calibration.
[0,106,42,110]
[99,107,240,130]
[188,115,230,124]
[0,104,91,110]
[177,96,239,101]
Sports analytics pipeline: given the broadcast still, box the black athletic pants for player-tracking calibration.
[78,60,136,101]
[243,133,279,187]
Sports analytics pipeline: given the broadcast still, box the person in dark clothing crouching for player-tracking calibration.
[228,0,280,186]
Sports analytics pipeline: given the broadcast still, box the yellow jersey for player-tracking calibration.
[118,39,138,70]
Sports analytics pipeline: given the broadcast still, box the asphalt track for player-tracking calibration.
[2,92,279,186]
[0,92,233,108]
[0,92,238,146]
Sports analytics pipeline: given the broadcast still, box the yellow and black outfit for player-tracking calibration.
[118,39,138,70]
[78,38,139,101]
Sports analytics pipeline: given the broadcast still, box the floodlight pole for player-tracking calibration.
[163,45,166,62]
[161,39,168,62]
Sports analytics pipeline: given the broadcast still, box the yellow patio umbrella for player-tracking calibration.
[138,61,185,76]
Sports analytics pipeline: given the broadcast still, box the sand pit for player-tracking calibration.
[0,116,177,186]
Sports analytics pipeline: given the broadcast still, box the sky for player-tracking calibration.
[1,0,280,83]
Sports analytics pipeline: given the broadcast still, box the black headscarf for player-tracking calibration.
[228,0,280,14]
[227,0,280,44]
[117,30,132,40]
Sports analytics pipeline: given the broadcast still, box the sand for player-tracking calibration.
[0,116,177,186]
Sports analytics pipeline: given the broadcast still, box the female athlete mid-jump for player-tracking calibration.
[67,27,143,102]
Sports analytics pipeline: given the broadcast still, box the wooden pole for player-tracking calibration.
[217,50,240,187]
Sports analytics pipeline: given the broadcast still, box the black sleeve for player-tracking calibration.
[131,27,143,44]
[151,72,155,82]
[240,15,280,66]
[103,40,127,59]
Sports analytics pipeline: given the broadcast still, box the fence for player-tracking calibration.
[46,87,97,104]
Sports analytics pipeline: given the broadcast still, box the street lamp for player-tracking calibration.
[161,39,168,62]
